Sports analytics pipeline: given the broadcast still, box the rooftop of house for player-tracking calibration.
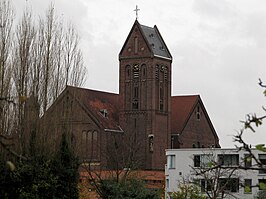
[171,95,199,134]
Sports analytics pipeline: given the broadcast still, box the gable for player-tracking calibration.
[171,95,198,134]
[171,95,220,147]
[43,86,122,132]
[67,86,122,132]
[119,20,172,60]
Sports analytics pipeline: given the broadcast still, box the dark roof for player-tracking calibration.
[119,20,172,60]
[140,24,172,59]
[171,95,199,134]
[66,86,122,132]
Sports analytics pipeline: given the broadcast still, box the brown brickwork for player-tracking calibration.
[41,20,219,171]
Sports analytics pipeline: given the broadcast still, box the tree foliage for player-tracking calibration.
[0,158,57,198]
[98,178,160,199]
[0,132,79,198]
[170,183,207,199]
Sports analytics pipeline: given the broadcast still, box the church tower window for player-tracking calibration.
[133,64,139,78]
[159,82,164,112]
[132,100,138,110]
[134,37,138,54]
[134,86,139,98]
[155,65,159,79]
[126,65,131,79]
[141,64,146,78]
[164,66,168,80]
[196,106,200,120]
[159,66,165,112]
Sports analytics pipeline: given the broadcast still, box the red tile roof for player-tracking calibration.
[171,95,199,134]
[66,86,122,132]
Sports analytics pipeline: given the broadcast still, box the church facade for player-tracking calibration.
[42,20,220,170]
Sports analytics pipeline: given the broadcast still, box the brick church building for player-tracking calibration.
[42,20,220,170]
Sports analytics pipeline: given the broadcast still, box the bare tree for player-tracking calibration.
[0,1,87,160]
[191,152,239,199]
[12,7,36,155]
[0,0,14,135]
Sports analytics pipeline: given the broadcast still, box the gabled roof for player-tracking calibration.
[119,20,172,60]
[140,24,172,59]
[171,95,219,144]
[171,95,199,134]
[67,86,122,132]
[46,86,122,132]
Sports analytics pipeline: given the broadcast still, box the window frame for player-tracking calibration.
[259,154,266,174]
[218,154,239,166]
[244,179,252,194]
[167,155,176,169]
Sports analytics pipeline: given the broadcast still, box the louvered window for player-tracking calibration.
[133,64,139,78]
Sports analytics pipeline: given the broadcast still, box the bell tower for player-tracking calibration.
[119,20,172,170]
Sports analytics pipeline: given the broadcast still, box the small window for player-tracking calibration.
[155,65,159,79]
[132,100,139,110]
[134,87,139,98]
[196,106,200,120]
[218,178,239,193]
[141,64,146,77]
[218,154,239,166]
[166,179,169,188]
[160,101,164,112]
[133,64,139,78]
[259,179,266,190]
[99,109,108,118]
[134,37,138,53]
[259,154,266,174]
[244,154,252,168]
[149,135,154,152]
[164,67,168,80]
[244,179,252,193]
[194,154,213,168]
[167,155,175,169]
[159,83,164,100]
[200,179,212,192]
[194,155,200,167]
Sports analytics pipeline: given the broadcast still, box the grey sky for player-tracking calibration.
[13,0,266,147]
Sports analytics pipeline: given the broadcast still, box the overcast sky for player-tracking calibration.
[13,0,266,148]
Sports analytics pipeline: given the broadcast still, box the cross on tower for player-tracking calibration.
[134,5,140,20]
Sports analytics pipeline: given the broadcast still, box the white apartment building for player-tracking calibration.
[165,148,266,199]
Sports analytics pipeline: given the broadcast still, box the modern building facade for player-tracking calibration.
[165,148,266,199]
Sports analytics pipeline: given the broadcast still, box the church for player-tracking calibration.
[42,20,220,170]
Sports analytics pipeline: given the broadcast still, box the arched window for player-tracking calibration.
[141,64,146,78]
[125,65,131,79]
[134,37,138,53]
[92,130,98,158]
[132,100,139,110]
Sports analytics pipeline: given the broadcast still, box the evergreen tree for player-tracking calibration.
[52,132,79,198]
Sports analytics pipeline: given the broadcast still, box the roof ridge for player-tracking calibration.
[67,85,119,96]
[172,94,200,98]
[140,24,154,29]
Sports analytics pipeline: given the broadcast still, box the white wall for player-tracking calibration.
[165,148,266,199]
